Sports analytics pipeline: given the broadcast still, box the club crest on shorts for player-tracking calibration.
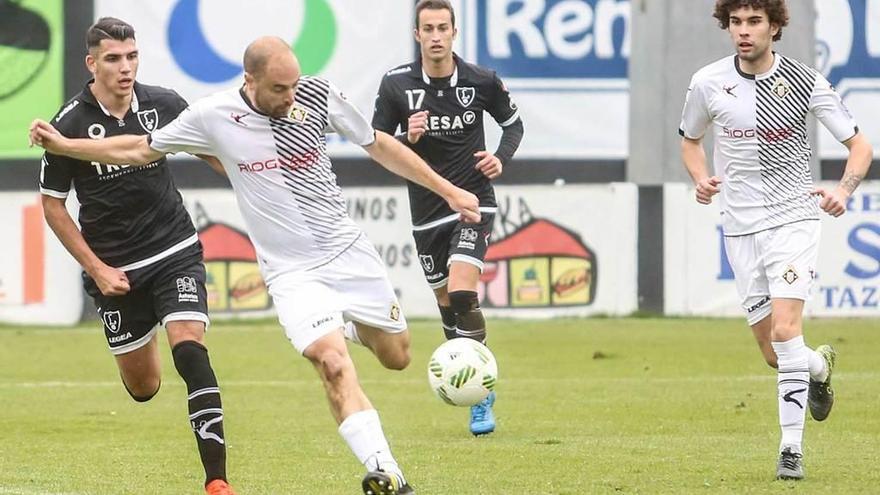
[419,254,435,273]
[456,87,476,108]
[102,310,122,334]
[137,108,159,133]
[782,266,799,285]
[389,302,401,322]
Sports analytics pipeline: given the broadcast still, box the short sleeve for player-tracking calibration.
[679,75,712,140]
[371,76,402,134]
[486,73,519,127]
[39,152,74,198]
[149,103,214,155]
[327,81,375,146]
[165,89,189,122]
[810,73,858,143]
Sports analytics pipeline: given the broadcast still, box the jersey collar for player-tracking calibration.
[80,79,141,117]
[734,52,780,81]
[418,53,463,87]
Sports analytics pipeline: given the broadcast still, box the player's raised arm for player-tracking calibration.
[365,131,480,223]
[30,118,164,165]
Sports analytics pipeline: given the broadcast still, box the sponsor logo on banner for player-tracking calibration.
[460,0,631,89]
[818,192,880,310]
[197,223,271,313]
[480,219,597,308]
[166,0,337,82]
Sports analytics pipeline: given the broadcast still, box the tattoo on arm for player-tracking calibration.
[840,172,863,194]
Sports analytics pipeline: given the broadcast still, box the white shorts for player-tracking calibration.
[724,220,820,326]
[268,235,407,354]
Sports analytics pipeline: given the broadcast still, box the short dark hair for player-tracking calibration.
[86,17,136,51]
[415,0,455,29]
[713,0,788,41]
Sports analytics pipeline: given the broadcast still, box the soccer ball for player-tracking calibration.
[427,338,498,407]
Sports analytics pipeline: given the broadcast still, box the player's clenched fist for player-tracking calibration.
[28,119,66,154]
[695,176,722,205]
[812,187,848,217]
[406,111,429,144]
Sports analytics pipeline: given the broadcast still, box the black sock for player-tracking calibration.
[449,290,487,344]
[172,340,227,485]
[438,305,458,340]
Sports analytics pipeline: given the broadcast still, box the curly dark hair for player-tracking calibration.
[713,0,789,41]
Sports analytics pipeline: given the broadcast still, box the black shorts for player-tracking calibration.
[86,243,209,355]
[412,213,495,288]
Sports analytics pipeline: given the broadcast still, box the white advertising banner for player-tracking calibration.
[0,193,82,325]
[665,182,880,318]
[180,184,638,319]
[453,0,630,159]
[816,0,880,158]
[89,0,877,161]
[94,0,414,157]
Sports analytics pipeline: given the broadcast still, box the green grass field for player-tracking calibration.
[1,318,878,494]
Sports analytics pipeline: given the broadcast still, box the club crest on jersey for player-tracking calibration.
[137,108,159,133]
[389,302,401,322]
[289,106,308,123]
[771,77,791,99]
[456,87,476,108]
[420,254,435,273]
[102,310,121,334]
[782,266,799,285]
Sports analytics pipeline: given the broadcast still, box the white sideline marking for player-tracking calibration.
[0,372,875,389]
[0,488,86,495]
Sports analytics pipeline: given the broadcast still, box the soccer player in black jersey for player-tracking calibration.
[36,18,235,495]
[372,0,524,436]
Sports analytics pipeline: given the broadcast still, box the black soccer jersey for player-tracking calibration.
[373,54,519,226]
[39,81,197,269]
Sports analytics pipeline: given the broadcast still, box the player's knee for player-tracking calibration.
[449,290,479,314]
[123,376,161,402]
[380,342,411,371]
[313,349,351,383]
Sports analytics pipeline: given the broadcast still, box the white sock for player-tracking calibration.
[343,321,364,347]
[806,348,828,382]
[771,336,810,454]
[338,409,404,482]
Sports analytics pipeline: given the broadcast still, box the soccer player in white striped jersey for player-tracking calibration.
[30,36,483,495]
[679,0,873,481]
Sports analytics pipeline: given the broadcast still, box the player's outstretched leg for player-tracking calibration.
[305,330,413,493]
[808,344,836,421]
[168,322,233,494]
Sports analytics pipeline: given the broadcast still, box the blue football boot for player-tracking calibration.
[469,391,496,436]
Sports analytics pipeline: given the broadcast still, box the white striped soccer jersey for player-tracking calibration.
[149,77,375,282]
[679,54,858,236]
